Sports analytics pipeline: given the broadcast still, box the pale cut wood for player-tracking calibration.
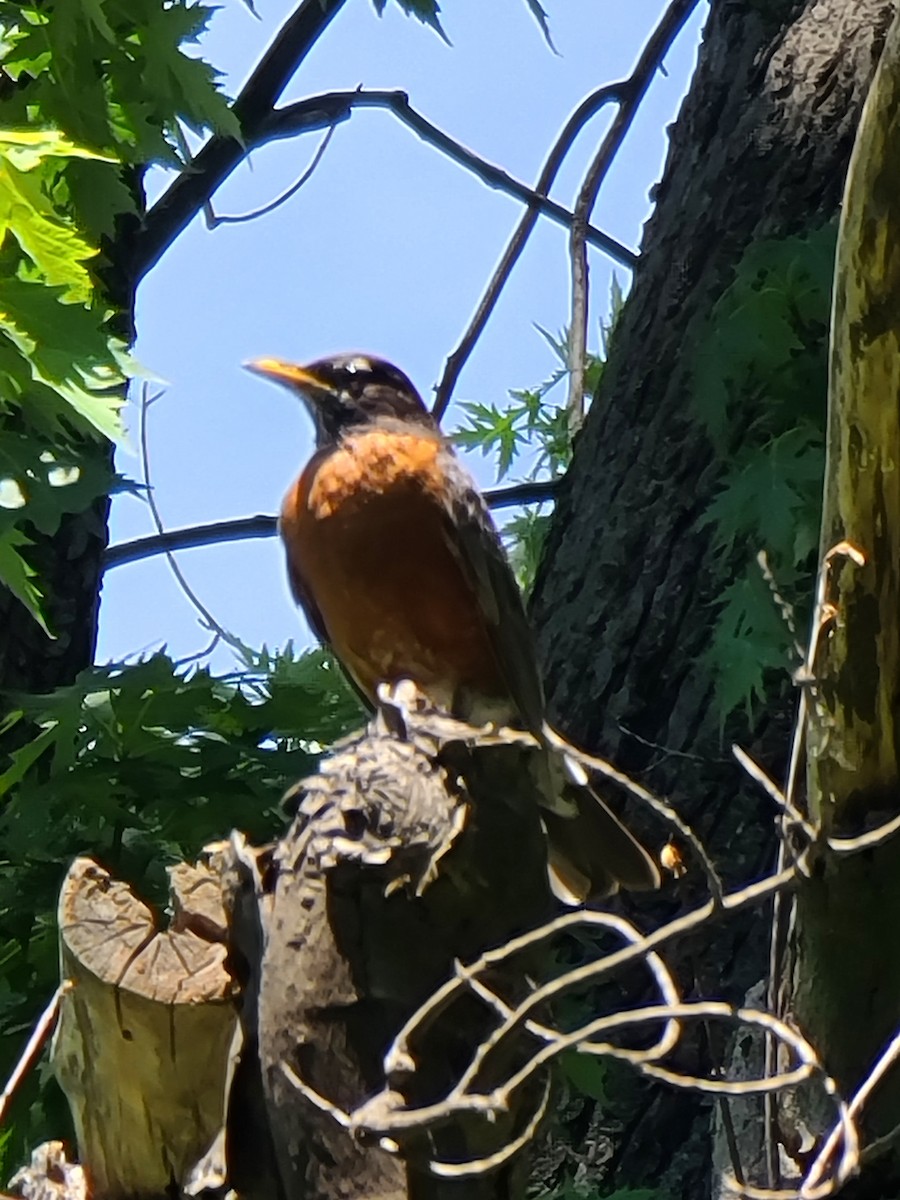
[51,857,236,1199]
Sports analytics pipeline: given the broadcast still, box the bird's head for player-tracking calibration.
[245,353,434,447]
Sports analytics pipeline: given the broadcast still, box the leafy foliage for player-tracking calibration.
[0,645,363,1160]
[0,130,126,627]
[0,1,238,165]
[691,224,836,722]
[0,0,243,630]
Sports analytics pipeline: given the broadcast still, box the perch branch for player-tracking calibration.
[102,479,560,570]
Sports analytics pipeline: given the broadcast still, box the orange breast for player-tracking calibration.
[280,429,511,716]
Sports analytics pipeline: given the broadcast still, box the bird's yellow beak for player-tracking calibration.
[244,358,324,391]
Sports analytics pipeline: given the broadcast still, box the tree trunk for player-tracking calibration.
[0,502,109,694]
[795,9,900,1182]
[529,1,895,1195]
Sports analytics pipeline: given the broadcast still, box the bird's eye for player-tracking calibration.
[345,372,365,400]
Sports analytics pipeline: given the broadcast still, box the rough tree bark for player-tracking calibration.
[529,2,896,1196]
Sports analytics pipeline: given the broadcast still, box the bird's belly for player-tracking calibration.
[287,483,509,716]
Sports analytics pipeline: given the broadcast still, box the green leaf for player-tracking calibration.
[0,277,126,441]
[0,722,57,797]
[521,0,556,52]
[373,0,450,43]
[0,129,115,171]
[0,527,51,634]
[63,158,137,240]
[701,426,824,566]
[0,165,96,301]
[691,225,836,450]
[690,226,835,722]
[503,507,552,595]
[706,569,797,727]
[127,4,241,141]
[559,1049,610,1102]
[0,429,114,537]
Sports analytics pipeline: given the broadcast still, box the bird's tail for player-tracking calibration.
[536,728,660,905]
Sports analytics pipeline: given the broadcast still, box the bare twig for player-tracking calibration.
[431,81,622,420]
[827,812,900,855]
[384,869,796,1090]
[0,983,71,1124]
[102,479,560,571]
[138,386,240,649]
[805,1026,900,1194]
[172,122,216,228]
[434,0,701,421]
[205,124,337,226]
[732,744,817,858]
[259,89,635,264]
[757,550,804,664]
[762,540,866,1189]
[428,1074,552,1179]
[565,0,702,429]
[280,900,861,1194]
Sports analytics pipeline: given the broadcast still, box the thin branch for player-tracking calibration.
[138,386,241,651]
[172,121,216,228]
[206,124,337,227]
[432,81,623,421]
[435,0,701,421]
[566,0,702,427]
[131,0,348,280]
[428,1074,552,1179]
[102,479,560,571]
[0,983,70,1125]
[260,89,635,265]
[805,1025,900,1194]
[105,514,277,570]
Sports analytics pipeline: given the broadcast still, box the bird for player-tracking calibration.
[245,352,659,902]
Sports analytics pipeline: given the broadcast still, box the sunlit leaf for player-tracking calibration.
[0,527,51,634]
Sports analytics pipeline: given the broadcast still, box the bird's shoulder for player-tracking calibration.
[298,418,453,517]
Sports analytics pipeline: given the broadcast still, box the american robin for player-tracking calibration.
[246,352,659,902]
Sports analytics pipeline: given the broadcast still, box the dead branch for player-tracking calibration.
[565,0,702,428]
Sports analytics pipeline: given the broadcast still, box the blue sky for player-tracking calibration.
[96,0,709,670]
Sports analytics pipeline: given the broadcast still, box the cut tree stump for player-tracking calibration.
[51,855,236,1199]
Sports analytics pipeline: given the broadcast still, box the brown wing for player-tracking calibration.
[435,449,546,735]
[435,447,660,897]
[282,547,329,644]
